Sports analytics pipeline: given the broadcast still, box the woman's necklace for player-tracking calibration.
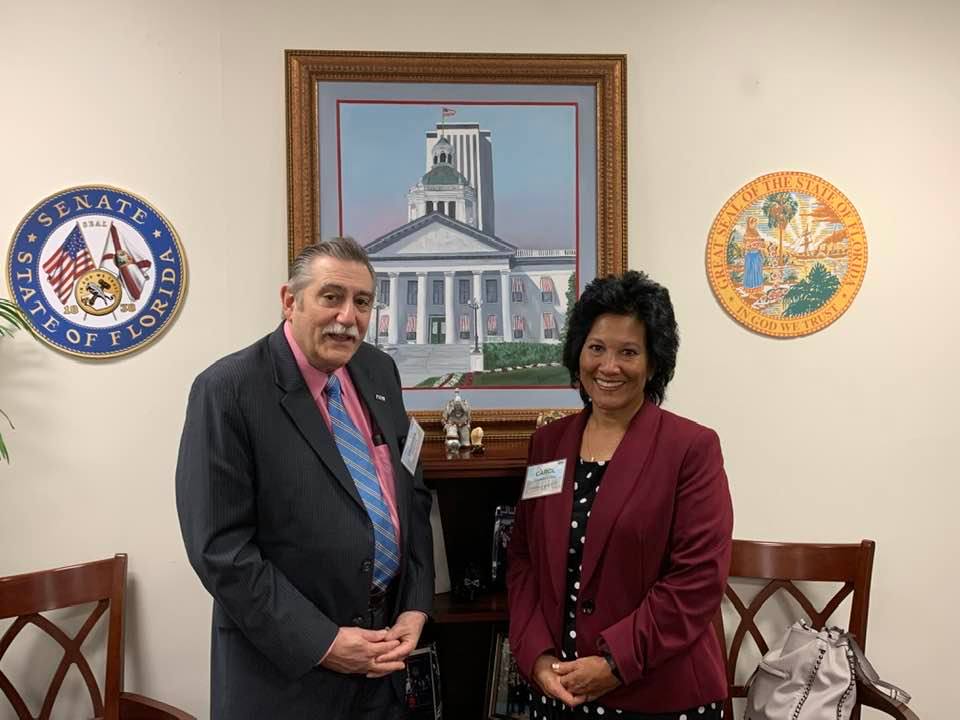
[582,418,621,463]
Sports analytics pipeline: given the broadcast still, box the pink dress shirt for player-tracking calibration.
[283,322,402,543]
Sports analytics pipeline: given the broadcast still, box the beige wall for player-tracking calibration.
[1,0,956,717]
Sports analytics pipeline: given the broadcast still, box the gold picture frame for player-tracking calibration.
[285,50,625,439]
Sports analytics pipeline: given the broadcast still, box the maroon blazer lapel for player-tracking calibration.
[580,401,662,591]
[540,410,589,602]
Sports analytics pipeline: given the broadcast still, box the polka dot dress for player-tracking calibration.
[525,459,724,720]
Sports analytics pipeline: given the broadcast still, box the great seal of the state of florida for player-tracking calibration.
[705,171,866,338]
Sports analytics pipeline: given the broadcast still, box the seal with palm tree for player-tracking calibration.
[707,171,867,338]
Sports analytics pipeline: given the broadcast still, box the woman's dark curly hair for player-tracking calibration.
[562,270,679,406]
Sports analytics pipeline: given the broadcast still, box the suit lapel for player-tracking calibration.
[269,326,364,512]
[542,410,589,602]
[579,401,662,590]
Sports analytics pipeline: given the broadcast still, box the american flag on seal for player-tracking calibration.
[42,223,95,304]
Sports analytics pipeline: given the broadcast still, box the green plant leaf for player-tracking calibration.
[0,298,30,334]
[1,300,32,463]
[0,409,12,464]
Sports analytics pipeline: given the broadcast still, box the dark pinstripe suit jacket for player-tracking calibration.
[175,324,433,719]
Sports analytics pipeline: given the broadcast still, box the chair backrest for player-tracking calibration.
[0,554,127,720]
[714,539,875,720]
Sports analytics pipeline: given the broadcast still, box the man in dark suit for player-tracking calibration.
[176,237,433,719]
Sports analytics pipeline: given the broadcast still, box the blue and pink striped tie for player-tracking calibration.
[324,375,399,592]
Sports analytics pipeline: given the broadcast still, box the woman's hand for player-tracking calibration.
[532,654,586,707]
[555,655,621,702]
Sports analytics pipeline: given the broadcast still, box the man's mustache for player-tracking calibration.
[322,323,360,339]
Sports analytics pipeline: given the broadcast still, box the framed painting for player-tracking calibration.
[286,50,626,437]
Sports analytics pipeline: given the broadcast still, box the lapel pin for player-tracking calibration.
[376,393,386,402]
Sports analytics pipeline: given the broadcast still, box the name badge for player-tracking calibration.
[521,459,567,500]
[401,416,425,475]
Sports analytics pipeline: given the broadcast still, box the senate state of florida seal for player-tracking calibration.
[705,171,867,338]
[6,185,187,358]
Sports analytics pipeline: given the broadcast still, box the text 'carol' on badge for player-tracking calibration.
[705,171,867,338]
[522,459,567,500]
[6,185,187,358]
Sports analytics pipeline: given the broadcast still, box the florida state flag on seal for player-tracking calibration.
[100,223,152,301]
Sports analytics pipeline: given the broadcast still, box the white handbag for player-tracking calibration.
[745,620,910,720]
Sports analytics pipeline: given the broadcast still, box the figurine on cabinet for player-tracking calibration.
[441,388,472,450]
[470,426,484,455]
[444,424,461,459]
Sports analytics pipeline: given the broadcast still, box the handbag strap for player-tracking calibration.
[840,633,912,705]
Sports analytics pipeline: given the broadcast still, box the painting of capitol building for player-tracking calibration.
[348,111,577,389]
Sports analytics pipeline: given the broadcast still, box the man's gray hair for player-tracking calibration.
[287,237,377,299]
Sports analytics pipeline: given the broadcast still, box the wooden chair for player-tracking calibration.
[714,539,918,720]
[0,554,195,720]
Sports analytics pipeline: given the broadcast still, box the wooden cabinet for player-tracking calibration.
[421,438,529,719]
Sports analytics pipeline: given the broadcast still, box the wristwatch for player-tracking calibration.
[601,652,623,682]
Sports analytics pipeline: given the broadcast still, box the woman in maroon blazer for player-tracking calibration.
[507,271,733,719]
